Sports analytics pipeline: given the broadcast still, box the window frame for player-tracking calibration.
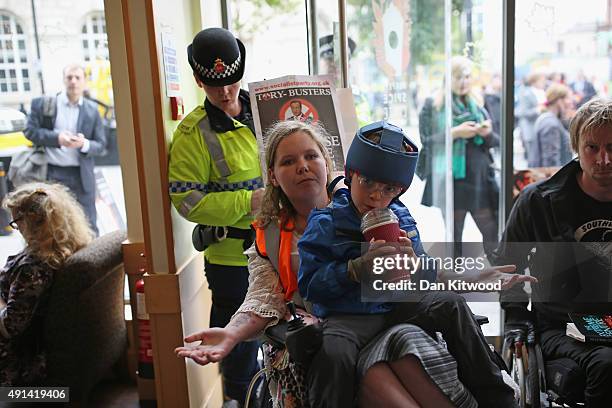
[0,11,31,95]
[81,11,109,62]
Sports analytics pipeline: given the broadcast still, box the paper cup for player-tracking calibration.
[362,220,401,242]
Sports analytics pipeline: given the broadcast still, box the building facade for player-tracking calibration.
[0,0,108,110]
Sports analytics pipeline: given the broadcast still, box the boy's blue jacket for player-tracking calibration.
[298,188,437,318]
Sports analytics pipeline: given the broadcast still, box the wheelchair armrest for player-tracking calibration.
[475,314,489,326]
[263,320,288,349]
[503,319,537,346]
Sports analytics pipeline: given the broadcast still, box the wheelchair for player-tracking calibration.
[501,319,586,408]
[243,319,298,408]
[245,313,495,408]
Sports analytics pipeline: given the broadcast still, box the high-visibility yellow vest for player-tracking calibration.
[168,104,262,266]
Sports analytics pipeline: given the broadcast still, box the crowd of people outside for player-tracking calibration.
[515,69,602,170]
[415,62,606,246]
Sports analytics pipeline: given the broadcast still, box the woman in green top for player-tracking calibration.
[419,56,499,258]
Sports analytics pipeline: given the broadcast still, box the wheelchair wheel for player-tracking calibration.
[508,344,527,408]
[526,344,543,408]
[245,368,271,408]
[501,337,514,371]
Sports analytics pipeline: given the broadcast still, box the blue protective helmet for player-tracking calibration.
[345,121,419,188]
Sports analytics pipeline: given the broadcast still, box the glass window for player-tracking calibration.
[513,0,604,190]
[0,4,125,290]
[336,0,504,333]
[81,11,109,62]
[449,0,504,335]
[0,12,30,94]
[229,0,309,85]
[316,1,452,241]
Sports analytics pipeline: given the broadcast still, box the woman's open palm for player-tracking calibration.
[174,328,236,366]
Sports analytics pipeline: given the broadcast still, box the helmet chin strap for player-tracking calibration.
[327,175,346,196]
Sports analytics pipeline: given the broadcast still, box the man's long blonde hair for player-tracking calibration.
[256,121,332,229]
[3,183,94,269]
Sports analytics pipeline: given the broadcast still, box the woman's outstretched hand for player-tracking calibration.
[175,327,238,366]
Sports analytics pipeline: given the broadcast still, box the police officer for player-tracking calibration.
[318,34,371,126]
[168,28,263,407]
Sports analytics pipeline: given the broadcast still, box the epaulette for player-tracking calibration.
[177,105,206,133]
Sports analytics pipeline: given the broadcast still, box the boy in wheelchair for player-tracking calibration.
[298,121,532,407]
[494,98,612,407]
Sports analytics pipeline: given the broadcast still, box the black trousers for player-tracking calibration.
[306,314,388,408]
[540,327,612,408]
[205,262,260,404]
[47,164,98,235]
[307,292,516,408]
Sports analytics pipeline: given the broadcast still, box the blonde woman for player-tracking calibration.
[0,182,93,385]
[419,56,499,258]
[177,121,478,408]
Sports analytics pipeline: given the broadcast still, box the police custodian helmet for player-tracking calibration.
[345,121,419,189]
[187,27,246,87]
[319,34,356,59]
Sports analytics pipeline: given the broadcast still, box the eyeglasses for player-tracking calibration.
[357,175,403,198]
[9,217,22,230]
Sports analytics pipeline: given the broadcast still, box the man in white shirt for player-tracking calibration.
[25,64,107,234]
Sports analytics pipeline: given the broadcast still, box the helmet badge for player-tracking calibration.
[213,58,226,74]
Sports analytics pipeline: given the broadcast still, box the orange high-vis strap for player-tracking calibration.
[253,219,298,301]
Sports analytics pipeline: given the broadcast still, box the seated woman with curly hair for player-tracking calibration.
[0,182,94,386]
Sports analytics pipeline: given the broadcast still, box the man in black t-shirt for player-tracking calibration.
[494,98,612,407]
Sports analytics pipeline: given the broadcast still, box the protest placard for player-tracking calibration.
[248,75,346,179]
